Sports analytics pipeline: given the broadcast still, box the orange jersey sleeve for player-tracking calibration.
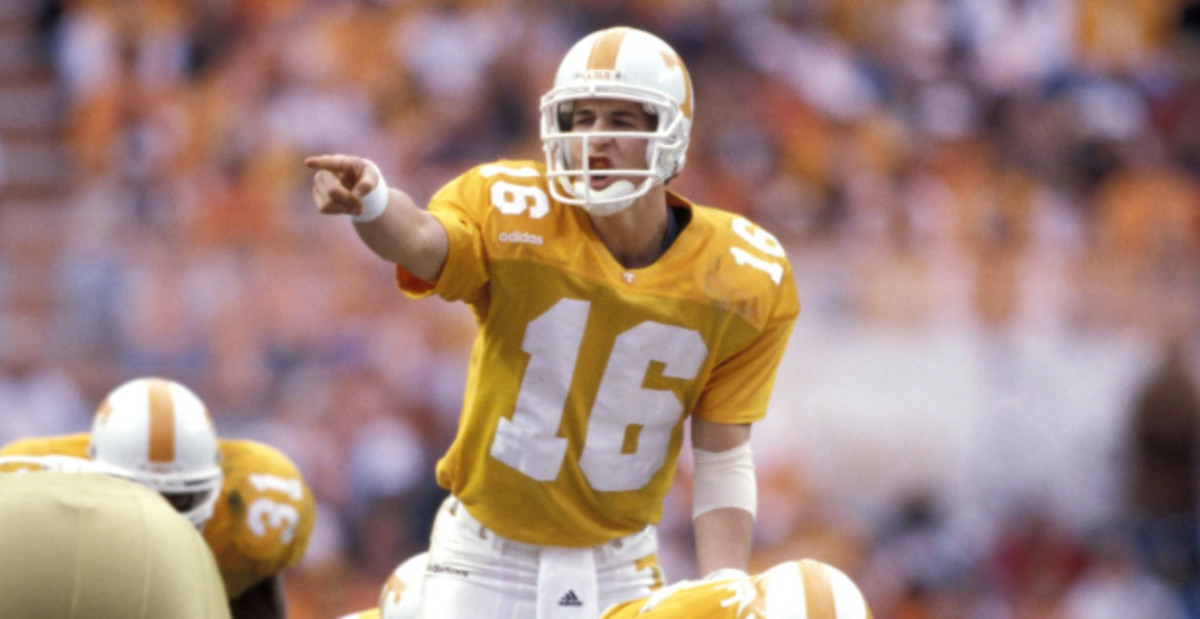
[0,433,91,459]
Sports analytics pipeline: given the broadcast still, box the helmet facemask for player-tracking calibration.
[540,86,687,216]
[120,464,224,529]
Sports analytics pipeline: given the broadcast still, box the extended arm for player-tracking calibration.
[305,154,449,282]
[690,418,755,577]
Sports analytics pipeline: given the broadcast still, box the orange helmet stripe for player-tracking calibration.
[800,559,837,618]
[586,27,630,72]
[659,50,693,119]
[146,378,176,463]
[95,399,113,424]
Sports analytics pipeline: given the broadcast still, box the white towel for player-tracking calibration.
[536,546,598,619]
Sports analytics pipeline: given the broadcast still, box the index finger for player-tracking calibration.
[304,154,362,175]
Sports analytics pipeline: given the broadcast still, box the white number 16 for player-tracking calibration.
[489,299,708,492]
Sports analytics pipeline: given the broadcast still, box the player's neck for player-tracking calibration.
[589,191,670,270]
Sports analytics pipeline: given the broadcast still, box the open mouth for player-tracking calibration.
[588,157,612,186]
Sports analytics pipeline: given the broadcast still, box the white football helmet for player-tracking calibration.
[540,26,693,216]
[758,559,873,618]
[88,377,224,529]
[379,552,428,619]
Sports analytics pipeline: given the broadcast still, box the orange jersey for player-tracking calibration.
[0,434,315,598]
[601,560,874,619]
[397,160,799,546]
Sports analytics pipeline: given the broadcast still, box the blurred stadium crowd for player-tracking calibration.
[1,0,1199,617]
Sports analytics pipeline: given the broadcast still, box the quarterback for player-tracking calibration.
[0,377,316,619]
[308,25,799,618]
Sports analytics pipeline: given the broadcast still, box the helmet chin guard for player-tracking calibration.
[568,178,638,216]
[540,27,693,216]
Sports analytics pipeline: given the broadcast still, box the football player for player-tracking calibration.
[308,25,799,617]
[0,377,316,619]
[342,554,872,619]
[0,470,230,618]
[601,560,874,618]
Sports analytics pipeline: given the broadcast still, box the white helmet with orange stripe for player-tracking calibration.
[755,559,873,618]
[88,377,223,529]
[540,26,693,215]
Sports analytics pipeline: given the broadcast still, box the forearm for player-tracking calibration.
[694,506,754,575]
[690,418,757,576]
[306,154,450,281]
[354,187,448,282]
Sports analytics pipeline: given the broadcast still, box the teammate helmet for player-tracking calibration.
[540,26,693,216]
[760,559,873,618]
[380,552,428,619]
[88,377,224,529]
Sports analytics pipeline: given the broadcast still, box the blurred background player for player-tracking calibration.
[307,25,798,618]
[0,376,316,619]
[0,470,231,619]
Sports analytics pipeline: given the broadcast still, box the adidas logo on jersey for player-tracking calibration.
[558,590,583,607]
[498,231,544,246]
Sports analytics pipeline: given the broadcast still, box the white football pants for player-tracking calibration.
[417,497,663,619]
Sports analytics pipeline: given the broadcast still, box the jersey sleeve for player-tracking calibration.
[692,224,800,425]
[395,164,496,306]
[0,434,91,458]
[599,574,750,618]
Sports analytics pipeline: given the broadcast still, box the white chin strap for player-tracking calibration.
[570,179,637,216]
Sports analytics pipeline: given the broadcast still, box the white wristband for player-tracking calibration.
[352,160,388,223]
[692,441,757,519]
